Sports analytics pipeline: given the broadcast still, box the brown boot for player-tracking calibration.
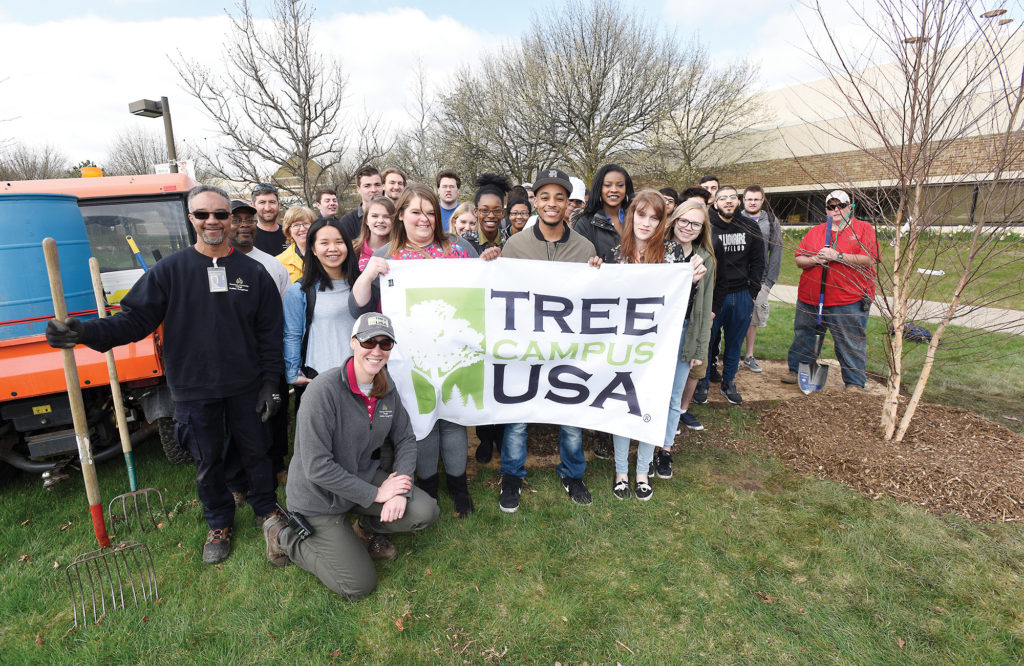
[354,518,397,561]
[262,512,289,567]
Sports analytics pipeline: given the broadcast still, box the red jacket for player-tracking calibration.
[796,217,878,307]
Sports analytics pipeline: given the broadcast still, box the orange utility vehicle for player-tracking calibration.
[1,173,198,484]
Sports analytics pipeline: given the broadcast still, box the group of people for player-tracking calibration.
[44,161,878,602]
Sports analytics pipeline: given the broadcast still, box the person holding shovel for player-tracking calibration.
[784,190,879,389]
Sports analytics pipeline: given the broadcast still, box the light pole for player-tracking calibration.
[128,96,179,174]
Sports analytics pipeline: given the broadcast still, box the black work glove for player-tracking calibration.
[45,318,84,349]
[256,382,282,423]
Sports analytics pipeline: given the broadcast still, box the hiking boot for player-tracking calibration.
[680,411,704,431]
[743,356,763,373]
[720,381,743,405]
[612,478,631,500]
[262,512,289,567]
[355,518,397,561]
[231,491,247,507]
[445,473,474,518]
[634,479,653,501]
[592,434,613,460]
[499,475,522,513]
[202,527,233,564]
[781,372,798,384]
[709,364,723,383]
[561,476,593,506]
[655,450,673,479]
[474,439,494,464]
[693,381,709,405]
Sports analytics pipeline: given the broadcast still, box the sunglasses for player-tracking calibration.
[252,183,278,197]
[359,337,394,351]
[825,203,849,211]
[191,211,231,220]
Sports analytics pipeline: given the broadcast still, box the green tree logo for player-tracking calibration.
[405,288,486,414]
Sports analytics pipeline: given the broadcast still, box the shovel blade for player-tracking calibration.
[797,360,829,394]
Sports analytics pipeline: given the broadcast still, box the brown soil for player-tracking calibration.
[465,359,1024,523]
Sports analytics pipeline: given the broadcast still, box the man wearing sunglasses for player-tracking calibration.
[784,190,878,389]
[252,183,287,255]
[46,184,286,565]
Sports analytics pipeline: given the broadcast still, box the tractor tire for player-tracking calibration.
[157,417,193,465]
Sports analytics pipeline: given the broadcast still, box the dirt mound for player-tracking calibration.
[759,389,1024,522]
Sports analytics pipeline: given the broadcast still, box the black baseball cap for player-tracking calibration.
[532,168,572,196]
[230,199,256,215]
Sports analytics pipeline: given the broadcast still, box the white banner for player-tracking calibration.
[380,258,692,442]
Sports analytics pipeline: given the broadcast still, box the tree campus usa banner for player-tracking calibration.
[379,258,693,443]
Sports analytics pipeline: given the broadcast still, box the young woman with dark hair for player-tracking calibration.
[461,173,511,255]
[503,196,531,238]
[573,163,635,258]
[283,218,360,388]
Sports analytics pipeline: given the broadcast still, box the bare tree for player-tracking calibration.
[103,126,215,180]
[802,0,1024,441]
[174,0,346,204]
[393,61,448,184]
[0,142,70,180]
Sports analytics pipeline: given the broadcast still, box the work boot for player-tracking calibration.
[262,513,289,567]
[354,518,397,561]
[445,473,474,518]
[418,474,439,499]
[202,527,233,564]
[592,433,613,459]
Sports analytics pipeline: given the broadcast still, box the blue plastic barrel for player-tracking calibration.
[0,193,95,341]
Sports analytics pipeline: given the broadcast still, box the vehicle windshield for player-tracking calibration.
[80,196,193,302]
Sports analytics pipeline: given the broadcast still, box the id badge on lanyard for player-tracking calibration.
[208,257,228,293]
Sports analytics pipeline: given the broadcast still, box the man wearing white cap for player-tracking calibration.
[784,190,879,389]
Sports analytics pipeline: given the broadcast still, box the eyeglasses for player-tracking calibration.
[191,211,231,220]
[509,211,530,218]
[675,219,704,230]
[358,337,394,351]
[825,203,849,210]
[252,184,278,197]
[290,221,312,230]
[477,208,503,218]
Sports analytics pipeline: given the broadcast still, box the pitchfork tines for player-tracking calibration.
[108,488,167,533]
[66,539,159,628]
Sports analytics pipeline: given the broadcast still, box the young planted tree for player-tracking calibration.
[802,0,1024,440]
[174,0,346,204]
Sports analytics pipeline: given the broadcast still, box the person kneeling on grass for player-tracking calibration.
[263,313,440,601]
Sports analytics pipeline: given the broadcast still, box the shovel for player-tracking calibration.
[88,257,166,532]
[797,215,833,394]
[43,239,158,628]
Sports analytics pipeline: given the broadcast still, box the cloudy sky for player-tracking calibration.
[0,0,830,167]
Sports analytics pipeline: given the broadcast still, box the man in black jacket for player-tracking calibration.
[693,186,764,406]
[46,184,285,564]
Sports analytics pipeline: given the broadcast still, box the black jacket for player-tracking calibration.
[573,210,621,260]
[80,247,284,401]
[708,206,765,314]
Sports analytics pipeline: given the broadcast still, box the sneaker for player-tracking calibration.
[655,450,673,479]
[693,381,709,405]
[262,512,289,567]
[781,372,798,384]
[709,364,723,383]
[680,411,704,431]
[592,435,612,460]
[202,527,233,564]
[612,478,631,500]
[231,491,247,507]
[634,479,653,501]
[561,476,593,506]
[720,381,743,405]
[499,475,523,513]
[743,356,763,373]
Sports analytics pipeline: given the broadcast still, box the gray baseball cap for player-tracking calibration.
[351,313,396,343]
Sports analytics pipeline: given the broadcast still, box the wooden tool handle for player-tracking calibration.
[43,239,110,548]
[89,258,137,491]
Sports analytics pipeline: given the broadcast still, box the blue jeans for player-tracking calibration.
[701,290,753,386]
[663,319,690,449]
[500,423,585,480]
[612,435,655,476]
[787,299,869,388]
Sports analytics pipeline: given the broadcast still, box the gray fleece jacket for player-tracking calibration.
[285,361,417,516]
[740,209,783,288]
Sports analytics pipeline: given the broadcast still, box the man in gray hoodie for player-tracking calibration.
[739,185,783,372]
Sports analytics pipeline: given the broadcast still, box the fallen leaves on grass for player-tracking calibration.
[21,519,29,526]
[928,605,949,615]
[330,648,341,659]
[18,555,32,564]
[616,639,635,654]
[897,637,906,649]
[35,633,42,646]
[59,521,72,531]
[52,561,59,569]
[755,591,778,603]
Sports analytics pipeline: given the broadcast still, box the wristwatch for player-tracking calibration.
[837,252,844,263]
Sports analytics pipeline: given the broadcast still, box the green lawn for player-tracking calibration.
[776,229,1024,311]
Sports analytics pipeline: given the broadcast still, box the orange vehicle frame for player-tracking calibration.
[1,173,194,405]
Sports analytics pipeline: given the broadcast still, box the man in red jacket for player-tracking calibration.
[785,190,879,389]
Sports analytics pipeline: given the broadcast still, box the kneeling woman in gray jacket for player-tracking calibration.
[263,313,439,601]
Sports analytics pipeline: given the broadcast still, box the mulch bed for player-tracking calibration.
[758,390,1024,522]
